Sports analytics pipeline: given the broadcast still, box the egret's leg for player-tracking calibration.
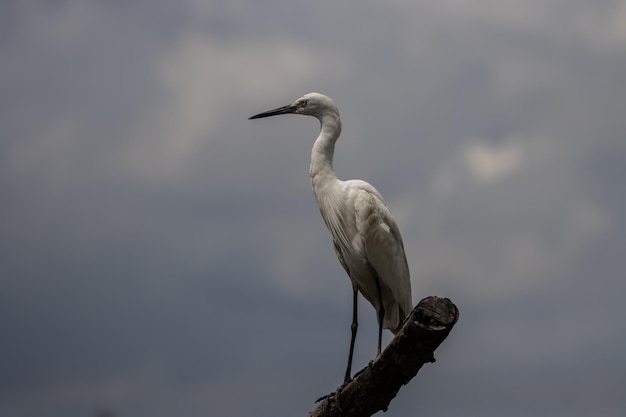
[344,288,358,383]
[375,279,385,356]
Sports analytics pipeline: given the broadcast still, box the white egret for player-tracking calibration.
[250,93,412,383]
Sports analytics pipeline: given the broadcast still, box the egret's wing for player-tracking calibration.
[354,187,412,331]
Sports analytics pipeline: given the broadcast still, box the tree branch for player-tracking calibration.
[308,296,459,417]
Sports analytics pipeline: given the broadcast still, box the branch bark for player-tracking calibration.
[308,296,459,417]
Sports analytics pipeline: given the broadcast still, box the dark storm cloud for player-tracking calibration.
[1,1,625,416]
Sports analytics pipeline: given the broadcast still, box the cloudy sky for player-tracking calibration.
[2,1,626,416]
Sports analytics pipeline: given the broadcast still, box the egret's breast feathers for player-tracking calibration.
[317,185,353,253]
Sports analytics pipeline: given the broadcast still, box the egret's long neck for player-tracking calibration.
[310,111,342,190]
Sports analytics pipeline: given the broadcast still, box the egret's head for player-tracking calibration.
[249,92,338,120]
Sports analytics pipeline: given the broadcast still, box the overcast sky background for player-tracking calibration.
[2,1,626,416]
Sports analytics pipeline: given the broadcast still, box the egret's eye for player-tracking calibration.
[299,99,308,107]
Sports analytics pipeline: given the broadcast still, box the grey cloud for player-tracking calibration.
[1,1,625,416]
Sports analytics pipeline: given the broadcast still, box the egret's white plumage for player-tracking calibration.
[250,93,412,382]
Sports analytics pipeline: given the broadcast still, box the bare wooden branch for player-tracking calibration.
[308,296,459,417]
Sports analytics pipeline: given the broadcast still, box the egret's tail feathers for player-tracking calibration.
[384,302,411,335]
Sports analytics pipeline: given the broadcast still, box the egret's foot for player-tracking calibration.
[315,391,335,404]
[315,376,355,404]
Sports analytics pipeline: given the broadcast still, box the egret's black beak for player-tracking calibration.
[249,104,298,119]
